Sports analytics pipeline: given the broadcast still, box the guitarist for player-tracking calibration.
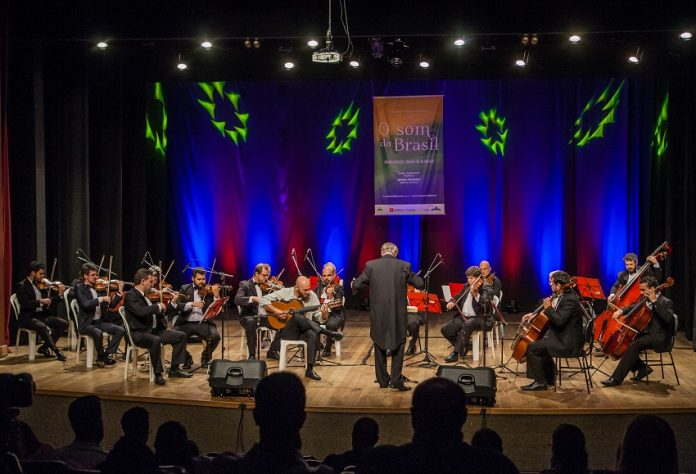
[262,276,344,381]
[601,276,675,387]
[520,271,583,391]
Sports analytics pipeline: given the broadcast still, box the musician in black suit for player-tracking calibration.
[16,261,68,361]
[351,242,424,391]
[234,263,276,359]
[609,253,661,300]
[174,267,221,369]
[74,263,125,367]
[479,260,502,299]
[314,262,345,357]
[601,276,675,387]
[521,271,584,391]
[123,268,191,385]
[441,266,494,363]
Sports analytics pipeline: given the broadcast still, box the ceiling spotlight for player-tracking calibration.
[680,31,692,41]
[388,38,407,67]
[515,49,529,67]
[453,37,466,47]
[569,34,581,44]
[349,59,360,68]
[307,39,319,48]
[284,61,295,70]
[244,38,252,48]
[96,41,108,50]
[530,34,539,45]
[628,48,643,64]
[177,61,187,70]
[201,40,213,49]
[253,38,261,48]
[418,54,430,69]
[515,59,526,67]
[521,34,529,45]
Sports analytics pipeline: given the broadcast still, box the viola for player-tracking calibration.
[448,272,495,318]
[602,277,674,359]
[593,241,672,344]
[510,279,576,363]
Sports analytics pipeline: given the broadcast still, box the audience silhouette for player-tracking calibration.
[55,395,107,469]
[324,416,379,471]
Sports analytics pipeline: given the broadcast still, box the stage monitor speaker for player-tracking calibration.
[436,366,496,406]
[209,359,267,397]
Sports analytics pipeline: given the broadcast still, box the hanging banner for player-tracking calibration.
[373,95,444,215]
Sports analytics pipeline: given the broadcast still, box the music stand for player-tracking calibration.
[203,296,229,356]
[407,255,443,368]
[572,276,611,378]
[405,290,441,366]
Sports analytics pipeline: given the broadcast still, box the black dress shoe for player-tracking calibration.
[305,369,322,380]
[201,359,212,368]
[54,350,67,362]
[37,345,55,358]
[405,345,416,356]
[321,349,331,358]
[601,377,621,387]
[101,356,117,366]
[389,383,412,392]
[266,350,279,360]
[444,351,459,363]
[326,330,344,341]
[521,381,548,391]
[247,354,256,360]
[631,366,653,381]
[168,368,193,378]
[154,374,166,385]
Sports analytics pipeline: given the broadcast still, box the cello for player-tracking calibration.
[602,277,674,359]
[594,241,672,345]
[511,278,576,363]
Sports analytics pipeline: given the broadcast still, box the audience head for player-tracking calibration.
[471,427,503,453]
[253,372,306,441]
[352,417,379,451]
[411,377,467,441]
[121,406,150,444]
[68,395,104,444]
[550,424,588,474]
[155,421,194,466]
[617,415,678,474]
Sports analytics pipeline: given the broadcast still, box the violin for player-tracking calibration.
[37,278,64,291]
[146,288,183,305]
[197,283,220,297]
[95,279,134,292]
[260,276,284,294]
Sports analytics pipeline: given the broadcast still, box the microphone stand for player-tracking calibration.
[407,254,442,368]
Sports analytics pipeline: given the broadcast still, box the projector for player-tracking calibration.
[312,50,342,63]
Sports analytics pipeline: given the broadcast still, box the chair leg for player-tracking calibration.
[123,347,131,379]
[669,353,680,385]
[85,339,94,368]
[27,332,36,361]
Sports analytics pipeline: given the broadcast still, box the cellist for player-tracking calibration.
[520,271,583,391]
[601,276,674,387]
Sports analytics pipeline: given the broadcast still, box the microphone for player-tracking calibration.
[291,248,296,257]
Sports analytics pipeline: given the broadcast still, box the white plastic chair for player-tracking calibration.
[70,299,96,368]
[63,288,78,351]
[279,339,308,371]
[119,307,156,381]
[12,294,38,361]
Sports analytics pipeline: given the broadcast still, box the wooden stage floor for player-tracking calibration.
[2,311,695,415]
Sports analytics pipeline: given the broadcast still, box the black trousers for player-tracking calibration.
[131,329,187,375]
[611,333,659,383]
[81,320,125,357]
[239,315,273,356]
[441,315,488,354]
[407,312,425,348]
[278,316,320,366]
[21,316,68,352]
[175,320,221,360]
[321,313,344,352]
[374,340,405,387]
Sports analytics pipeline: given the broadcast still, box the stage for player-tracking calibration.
[2,310,696,471]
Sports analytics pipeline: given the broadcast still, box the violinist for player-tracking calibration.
[441,266,493,363]
[174,267,222,369]
[234,263,276,359]
[123,268,191,385]
[601,276,674,387]
[479,260,502,299]
[521,271,583,391]
[74,263,125,367]
[314,262,345,357]
[262,276,344,380]
[609,253,661,301]
[16,261,68,361]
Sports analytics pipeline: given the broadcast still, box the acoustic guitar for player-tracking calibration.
[267,298,343,330]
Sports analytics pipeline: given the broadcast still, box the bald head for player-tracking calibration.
[479,261,491,276]
[295,276,310,289]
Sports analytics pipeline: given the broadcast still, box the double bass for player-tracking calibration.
[594,241,672,345]
[511,279,576,363]
[602,277,674,359]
